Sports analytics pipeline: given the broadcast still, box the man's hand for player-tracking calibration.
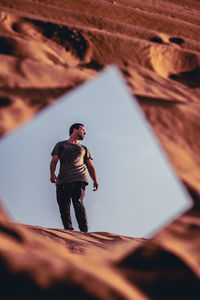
[50,155,58,183]
[93,181,99,191]
[50,173,57,183]
[85,159,98,191]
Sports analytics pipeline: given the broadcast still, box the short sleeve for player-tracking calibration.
[83,146,93,162]
[51,142,60,157]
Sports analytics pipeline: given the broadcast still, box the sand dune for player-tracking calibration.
[0,0,200,298]
[0,204,147,299]
[0,0,200,193]
[1,201,200,300]
[0,203,200,299]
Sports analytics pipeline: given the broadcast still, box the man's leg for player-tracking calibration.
[56,184,74,230]
[71,182,88,232]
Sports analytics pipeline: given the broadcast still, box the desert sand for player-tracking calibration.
[0,0,200,298]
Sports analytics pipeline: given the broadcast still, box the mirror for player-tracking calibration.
[0,66,192,238]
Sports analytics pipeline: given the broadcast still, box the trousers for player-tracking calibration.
[56,182,88,232]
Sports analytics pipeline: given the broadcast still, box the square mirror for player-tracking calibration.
[0,66,192,238]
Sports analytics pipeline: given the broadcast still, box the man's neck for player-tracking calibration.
[68,137,79,144]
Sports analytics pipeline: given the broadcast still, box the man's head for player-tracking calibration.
[69,123,86,140]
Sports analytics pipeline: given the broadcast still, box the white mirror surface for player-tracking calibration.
[0,66,192,238]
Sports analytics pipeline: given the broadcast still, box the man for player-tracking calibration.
[50,123,98,232]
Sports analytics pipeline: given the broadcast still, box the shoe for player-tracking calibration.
[64,227,74,230]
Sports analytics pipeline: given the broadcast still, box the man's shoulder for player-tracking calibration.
[80,143,88,150]
[56,140,68,146]
[52,140,69,151]
[52,140,67,156]
[80,144,92,160]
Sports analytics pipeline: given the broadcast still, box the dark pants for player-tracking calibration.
[56,182,88,232]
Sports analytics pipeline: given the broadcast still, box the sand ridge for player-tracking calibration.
[0,0,200,298]
[0,202,200,299]
[1,0,199,192]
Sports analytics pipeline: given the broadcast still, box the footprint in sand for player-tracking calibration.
[150,35,184,46]
[150,36,164,44]
[150,44,200,87]
[0,12,92,67]
[0,36,17,55]
[0,97,13,107]
[169,37,184,45]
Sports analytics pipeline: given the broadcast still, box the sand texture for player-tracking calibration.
[0,0,200,298]
[0,204,200,299]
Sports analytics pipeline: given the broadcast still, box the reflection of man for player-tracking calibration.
[50,123,98,232]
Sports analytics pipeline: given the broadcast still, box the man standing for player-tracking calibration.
[50,123,98,232]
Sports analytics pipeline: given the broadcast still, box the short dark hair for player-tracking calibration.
[69,123,84,135]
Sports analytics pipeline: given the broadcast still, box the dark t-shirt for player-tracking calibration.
[51,140,92,185]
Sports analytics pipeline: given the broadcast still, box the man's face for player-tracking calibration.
[76,126,86,140]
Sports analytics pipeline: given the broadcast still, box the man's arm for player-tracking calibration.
[50,155,59,183]
[85,159,99,191]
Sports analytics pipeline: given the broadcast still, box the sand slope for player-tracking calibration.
[0,0,200,298]
[0,0,200,193]
[1,204,200,299]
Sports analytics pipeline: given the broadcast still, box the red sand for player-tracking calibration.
[0,0,200,298]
